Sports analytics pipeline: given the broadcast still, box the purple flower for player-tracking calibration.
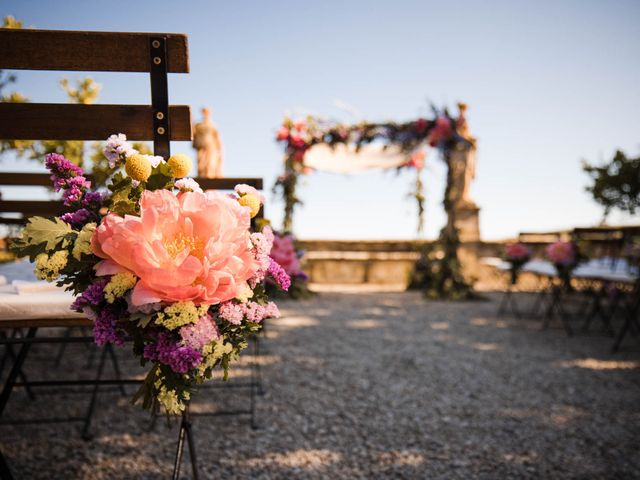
[83,191,106,207]
[72,278,108,312]
[104,133,138,168]
[144,332,202,374]
[93,309,124,346]
[61,208,92,226]
[267,257,291,291]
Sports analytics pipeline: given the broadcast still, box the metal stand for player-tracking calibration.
[497,284,520,319]
[172,406,199,480]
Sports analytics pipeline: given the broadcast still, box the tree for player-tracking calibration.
[583,150,640,219]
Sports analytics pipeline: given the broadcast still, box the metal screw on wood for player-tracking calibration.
[157,127,165,135]
[152,40,161,48]
[153,57,162,65]
[156,112,164,120]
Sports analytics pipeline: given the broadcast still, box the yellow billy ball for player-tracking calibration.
[167,154,193,178]
[125,154,152,182]
[238,194,261,218]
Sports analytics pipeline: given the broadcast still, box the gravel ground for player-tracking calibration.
[1,291,639,479]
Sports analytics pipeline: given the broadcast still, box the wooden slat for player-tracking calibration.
[0,29,189,73]
[0,173,262,190]
[0,317,92,329]
[0,200,66,216]
[0,103,191,141]
[197,178,263,190]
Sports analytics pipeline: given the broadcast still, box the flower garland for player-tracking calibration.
[12,135,289,414]
[273,107,470,235]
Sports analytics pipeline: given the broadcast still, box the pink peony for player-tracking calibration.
[91,189,260,306]
[269,233,301,276]
[546,241,575,266]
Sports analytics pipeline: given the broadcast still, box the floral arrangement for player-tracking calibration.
[267,231,312,299]
[504,243,532,284]
[273,108,471,235]
[546,241,581,287]
[12,134,289,414]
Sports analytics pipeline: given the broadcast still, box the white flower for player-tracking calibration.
[234,183,265,203]
[104,133,138,168]
[175,178,203,193]
[148,155,164,168]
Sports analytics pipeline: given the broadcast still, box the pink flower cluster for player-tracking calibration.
[405,151,426,169]
[269,232,301,276]
[218,300,281,325]
[505,243,531,262]
[179,314,220,350]
[276,119,309,162]
[546,241,576,266]
[427,116,453,147]
[250,226,275,285]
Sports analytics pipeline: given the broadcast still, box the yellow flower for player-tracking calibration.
[35,250,68,281]
[125,154,152,182]
[167,154,192,178]
[155,301,202,330]
[235,282,254,303]
[238,194,261,218]
[72,222,96,260]
[198,340,234,375]
[104,272,137,303]
[155,383,189,415]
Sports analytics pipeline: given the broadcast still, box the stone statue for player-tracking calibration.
[192,107,223,178]
[451,102,477,208]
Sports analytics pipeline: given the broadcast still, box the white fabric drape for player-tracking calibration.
[303,143,415,173]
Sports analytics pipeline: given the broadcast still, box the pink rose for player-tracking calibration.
[276,126,290,141]
[92,190,260,306]
[290,135,307,149]
[269,233,301,276]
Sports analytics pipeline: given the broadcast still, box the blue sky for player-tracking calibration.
[2,0,639,240]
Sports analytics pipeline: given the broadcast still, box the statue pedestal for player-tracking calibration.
[455,205,481,243]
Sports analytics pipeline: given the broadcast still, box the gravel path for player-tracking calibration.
[1,291,639,479]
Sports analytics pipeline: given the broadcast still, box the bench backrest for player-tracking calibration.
[0,28,263,224]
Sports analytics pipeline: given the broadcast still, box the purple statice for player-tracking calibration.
[267,257,291,291]
[104,133,138,168]
[72,278,108,312]
[45,153,91,205]
[93,309,124,346]
[82,191,106,207]
[61,208,92,226]
[45,153,84,186]
[144,332,202,374]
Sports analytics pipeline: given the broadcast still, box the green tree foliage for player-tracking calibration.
[583,150,640,219]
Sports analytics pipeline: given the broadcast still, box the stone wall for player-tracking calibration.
[298,239,508,287]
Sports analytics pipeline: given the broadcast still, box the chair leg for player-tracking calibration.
[106,344,127,397]
[81,346,108,440]
[172,407,199,480]
[53,326,74,367]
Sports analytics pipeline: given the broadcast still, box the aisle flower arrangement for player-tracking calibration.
[504,243,532,284]
[12,135,288,414]
[267,231,312,299]
[546,241,581,287]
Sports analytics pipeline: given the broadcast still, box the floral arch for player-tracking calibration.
[274,103,477,299]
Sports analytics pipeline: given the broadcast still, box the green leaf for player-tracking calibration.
[21,216,74,250]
